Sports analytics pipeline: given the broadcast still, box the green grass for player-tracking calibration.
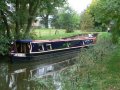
[60,33,120,90]
[107,43,120,72]
[30,29,100,40]
[102,47,120,90]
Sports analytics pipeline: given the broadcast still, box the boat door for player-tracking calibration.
[15,42,30,53]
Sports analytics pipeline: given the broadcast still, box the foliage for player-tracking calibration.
[0,21,5,35]
[0,0,11,38]
[0,0,67,39]
[38,0,66,28]
[60,33,120,90]
[0,36,10,55]
[88,0,120,43]
[0,0,42,39]
[51,6,80,33]
[80,12,94,31]
[30,78,55,90]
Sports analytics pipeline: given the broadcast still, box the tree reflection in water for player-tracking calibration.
[0,57,76,90]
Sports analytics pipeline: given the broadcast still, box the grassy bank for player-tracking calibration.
[61,33,120,90]
[30,29,100,40]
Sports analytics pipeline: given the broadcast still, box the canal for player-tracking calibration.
[0,51,79,90]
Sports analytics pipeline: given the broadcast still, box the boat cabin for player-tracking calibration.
[10,37,95,54]
[9,35,96,62]
[11,40,32,53]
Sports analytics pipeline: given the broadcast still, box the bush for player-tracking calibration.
[80,12,94,31]
[60,33,116,90]
[0,36,10,55]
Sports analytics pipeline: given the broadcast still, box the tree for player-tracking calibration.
[0,0,67,39]
[38,0,66,28]
[80,12,94,31]
[51,6,80,32]
[88,0,120,43]
[0,0,11,38]
[0,0,43,39]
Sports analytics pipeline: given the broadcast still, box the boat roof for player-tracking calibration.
[15,36,96,43]
[32,36,96,43]
[16,40,32,43]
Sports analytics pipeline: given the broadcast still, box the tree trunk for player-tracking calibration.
[15,0,20,39]
[0,10,11,39]
[15,21,20,39]
[23,1,40,38]
[44,14,49,28]
[24,17,33,37]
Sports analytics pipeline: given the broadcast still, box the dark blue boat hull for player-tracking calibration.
[10,47,83,63]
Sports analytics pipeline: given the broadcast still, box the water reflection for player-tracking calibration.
[0,63,9,90]
[0,57,77,90]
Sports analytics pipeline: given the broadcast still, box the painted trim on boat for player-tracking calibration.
[29,44,94,54]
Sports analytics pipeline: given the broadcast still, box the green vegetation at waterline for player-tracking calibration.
[32,33,120,90]
[0,36,10,55]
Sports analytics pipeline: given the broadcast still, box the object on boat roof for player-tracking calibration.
[16,40,32,43]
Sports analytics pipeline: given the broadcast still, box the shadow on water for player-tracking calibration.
[0,52,79,90]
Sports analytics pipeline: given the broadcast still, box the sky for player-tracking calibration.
[68,0,92,13]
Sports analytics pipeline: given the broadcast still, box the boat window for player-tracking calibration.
[38,44,44,51]
[62,43,68,48]
[67,42,70,47]
[68,40,82,47]
[84,40,93,45]
[90,40,93,43]
[83,40,85,45]
[16,42,30,53]
[84,40,88,45]
[46,44,52,50]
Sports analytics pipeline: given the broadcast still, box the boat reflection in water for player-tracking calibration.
[7,57,76,90]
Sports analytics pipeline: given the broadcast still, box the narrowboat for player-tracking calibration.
[9,35,96,62]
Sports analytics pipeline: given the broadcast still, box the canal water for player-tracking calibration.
[0,54,78,90]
